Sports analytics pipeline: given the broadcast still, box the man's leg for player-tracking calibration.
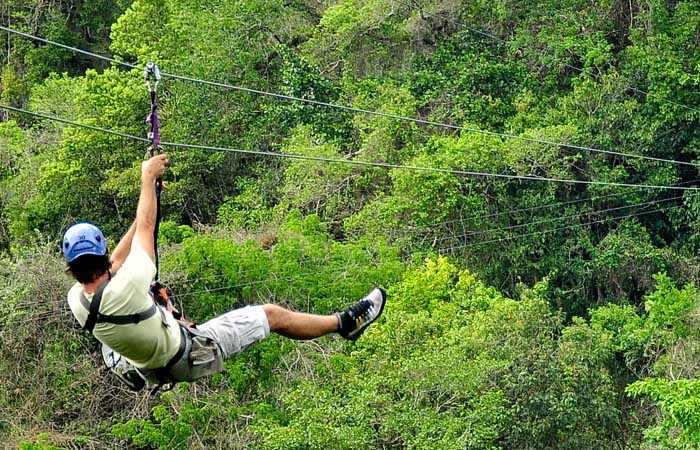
[262,304,339,339]
[197,288,387,359]
[197,305,340,360]
[263,287,387,341]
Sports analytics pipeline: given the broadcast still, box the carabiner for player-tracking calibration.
[144,62,161,93]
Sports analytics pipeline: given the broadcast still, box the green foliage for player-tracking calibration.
[270,46,353,142]
[591,273,700,379]
[0,245,134,449]
[303,0,415,77]
[644,274,700,338]
[627,378,700,449]
[1,65,29,108]
[5,0,700,448]
[590,274,700,448]
[410,30,529,130]
[19,433,65,450]
[278,126,391,225]
[164,212,403,319]
[0,120,26,249]
[217,177,277,230]
[5,67,147,240]
[112,402,206,449]
[1,0,127,103]
[345,130,507,244]
[159,220,194,245]
[251,257,620,449]
[590,221,673,303]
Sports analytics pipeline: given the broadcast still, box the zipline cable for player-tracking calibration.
[427,194,689,245]
[0,104,151,142]
[0,25,698,169]
[382,180,700,234]
[438,202,687,252]
[2,103,698,191]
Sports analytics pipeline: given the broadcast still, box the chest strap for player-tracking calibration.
[80,278,169,333]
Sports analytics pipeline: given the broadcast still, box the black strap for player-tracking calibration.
[83,278,110,333]
[154,171,162,281]
[80,280,160,332]
[146,325,188,388]
[149,147,162,280]
[98,304,158,325]
[165,325,188,369]
[145,62,163,281]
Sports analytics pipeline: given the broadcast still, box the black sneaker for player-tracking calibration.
[337,288,387,341]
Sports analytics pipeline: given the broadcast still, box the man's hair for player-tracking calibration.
[66,254,112,284]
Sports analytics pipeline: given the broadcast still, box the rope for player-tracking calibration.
[2,104,698,191]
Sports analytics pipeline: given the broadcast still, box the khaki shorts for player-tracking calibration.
[106,306,271,386]
[196,305,271,359]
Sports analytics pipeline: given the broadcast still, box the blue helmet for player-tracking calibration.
[62,222,108,262]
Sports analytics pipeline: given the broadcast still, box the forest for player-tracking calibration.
[2,0,700,448]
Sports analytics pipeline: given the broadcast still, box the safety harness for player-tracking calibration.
[78,275,187,391]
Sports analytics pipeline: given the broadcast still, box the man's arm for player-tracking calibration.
[133,153,169,257]
[109,221,137,273]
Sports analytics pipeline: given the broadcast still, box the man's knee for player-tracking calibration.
[262,304,285,330]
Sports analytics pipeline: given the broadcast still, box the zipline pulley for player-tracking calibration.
[145,61,162,147]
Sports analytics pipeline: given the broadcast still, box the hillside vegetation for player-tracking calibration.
[2,0,700,448]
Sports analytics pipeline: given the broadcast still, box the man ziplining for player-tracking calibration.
[62,152,387,391]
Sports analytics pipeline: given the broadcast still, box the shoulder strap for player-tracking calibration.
[79,279,163,332]
[82,278,110,333]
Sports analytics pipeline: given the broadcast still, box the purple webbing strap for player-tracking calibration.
[147,90,160,146]
[145,76,162,279]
